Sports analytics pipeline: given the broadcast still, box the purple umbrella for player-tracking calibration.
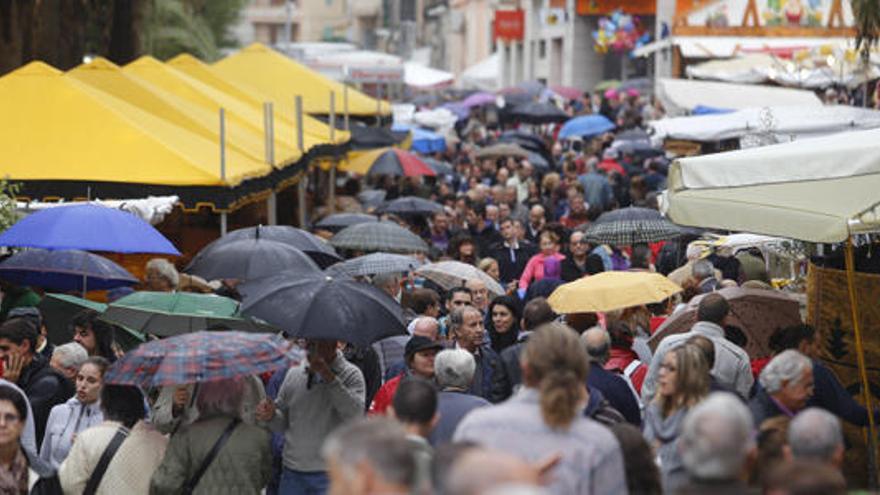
[459,92,496,108]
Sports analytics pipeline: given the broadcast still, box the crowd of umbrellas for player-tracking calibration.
[0,198,799,394]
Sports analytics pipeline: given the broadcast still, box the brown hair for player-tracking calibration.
[539,230,560,246]
[521,323,588,430]
[655,344,710,417]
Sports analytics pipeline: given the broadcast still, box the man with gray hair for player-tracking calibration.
[749,349,814,427]
[677,392,756,494]
[448,306,502,402]
[582,327,641,426]
[144,258,179,292]
[643,293,753,401]
[323,417,415,495]
[429,349,490,446]
[49,342,88,381]
[787,407,844,469]
[693,258,720,293]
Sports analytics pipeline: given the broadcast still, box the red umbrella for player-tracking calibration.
[350,148,436,177]
[550,85,584,100]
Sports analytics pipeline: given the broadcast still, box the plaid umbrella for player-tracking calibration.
[582,207,684,245]
[104,331,304,388]
[416,261,505,296]
[326,253,423,278]
[330,221,429,254]
[375,196,443,216]
[314,213,378,233]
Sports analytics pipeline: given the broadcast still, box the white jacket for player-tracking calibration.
[39,397,103,469]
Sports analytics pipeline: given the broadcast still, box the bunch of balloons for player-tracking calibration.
[592,9,650,55]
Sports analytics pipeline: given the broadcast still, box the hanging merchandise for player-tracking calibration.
[592,9,646,55]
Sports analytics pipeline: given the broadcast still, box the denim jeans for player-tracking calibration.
[279,468,329,495]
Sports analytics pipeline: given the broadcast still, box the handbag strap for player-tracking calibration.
[83,426,129,495]
[183,418,241,494]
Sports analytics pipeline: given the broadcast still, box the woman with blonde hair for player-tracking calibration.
[454,323,628,494]
[643,343,710,492]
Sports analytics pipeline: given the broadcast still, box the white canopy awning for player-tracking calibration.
[16,196,179,225]
[650,105,880,143]
[656,78,821,116]
[674,36,854,59]
[664,128,880,243]
[459,53,499,91]
[404,62,454,89]
[686,53,880,89]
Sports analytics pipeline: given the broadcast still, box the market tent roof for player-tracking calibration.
[459,53,499,91]
[67,57,283,166]
[122,56,340,162]
[663,128,880,243]
[656,78,821,116]
[0,62,272,200]
[650,105,880,143]
[686,52,880,89]
[166,53,348,146]
[404,62,454,89]
[212,43,390,116]
[685,54,774,84]
[656,36,856,59]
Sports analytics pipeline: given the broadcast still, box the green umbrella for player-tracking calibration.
[100,291,275,337]
[595,79,621,91]
[38,294,147,351]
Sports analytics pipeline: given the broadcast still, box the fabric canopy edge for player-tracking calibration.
[12,140,345,213]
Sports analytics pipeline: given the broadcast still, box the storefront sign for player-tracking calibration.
[494,9,525,41]
[576,0,655,16]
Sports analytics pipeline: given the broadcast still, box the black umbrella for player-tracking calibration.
[329,221,429,254]
[0,249,138,292]
[582,207,684,245]
[314,213,378,233]
[240,273,406,347]
[375,196,443,216]
[421,157,455,176]
[198,225,342,268]
[357,190,387,209]
[507,101,569,124]
[186,238,322,281]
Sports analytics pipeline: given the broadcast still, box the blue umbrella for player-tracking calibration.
[558,115,616,139]
[391,124,447,154]
[0,204,179,255]
[0,249,138,291]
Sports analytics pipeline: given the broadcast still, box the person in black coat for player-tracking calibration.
[582,327,642,426]
[0,319,73,445]
[487,218,537,286]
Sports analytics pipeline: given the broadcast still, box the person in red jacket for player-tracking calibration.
[369,336,443,415]
[603,321,647,396]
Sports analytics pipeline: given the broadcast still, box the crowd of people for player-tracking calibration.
[0,85,868,495]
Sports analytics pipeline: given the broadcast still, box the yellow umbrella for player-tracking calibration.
[547,271,683,314]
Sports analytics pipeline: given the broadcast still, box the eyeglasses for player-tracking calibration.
[0,413,20,425]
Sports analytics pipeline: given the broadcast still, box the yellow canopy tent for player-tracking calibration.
[166,53,348,147]
[0,62,272,205]
[211,43,391,117]
[67,57,281,167]
[122,56,328,164]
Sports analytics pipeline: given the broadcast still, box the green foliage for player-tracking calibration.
[0,180,21,233]
[141,0,246,62]
[853,0,880,59]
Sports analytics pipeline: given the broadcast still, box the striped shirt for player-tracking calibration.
[453,388,629,495]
